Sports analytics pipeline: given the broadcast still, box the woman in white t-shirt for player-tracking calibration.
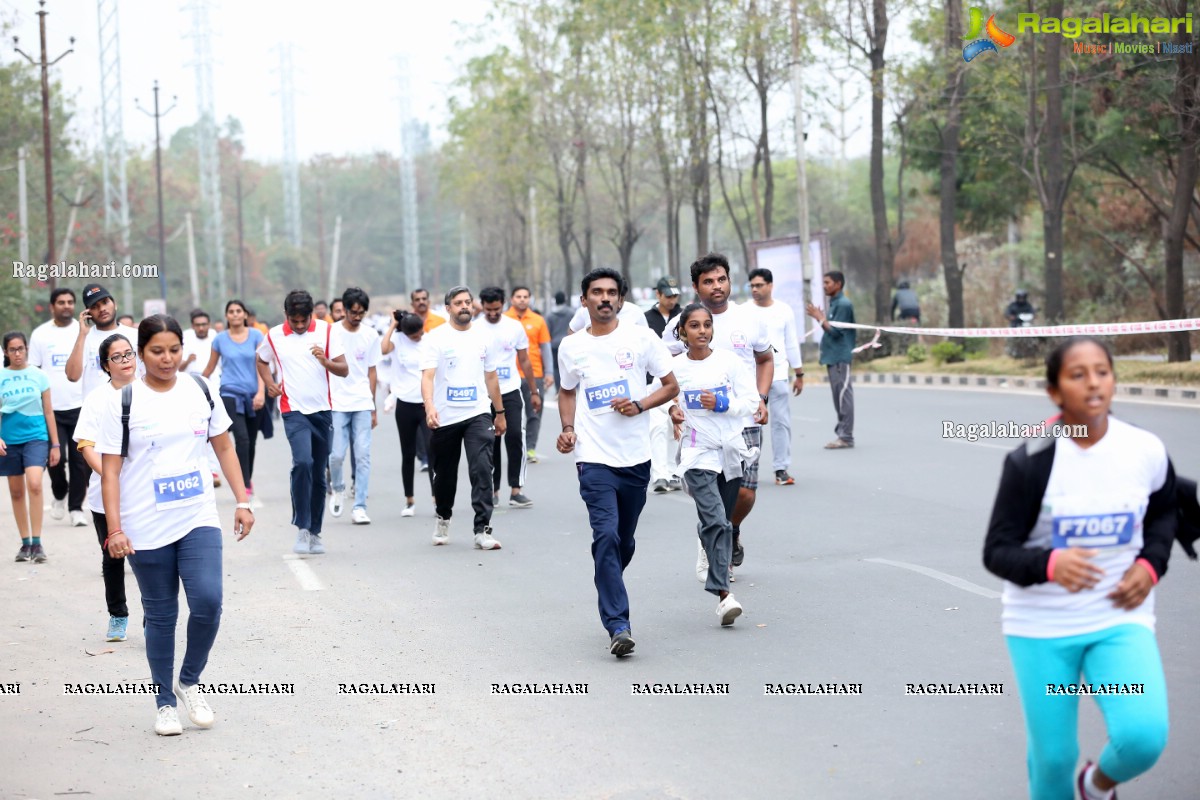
[96,315,255,737]
[666,304,758,627]
[380,310,431,517]
[73,333,138,643]
[984,337,1177,800]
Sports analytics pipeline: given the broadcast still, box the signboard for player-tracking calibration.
[747,232,831,345]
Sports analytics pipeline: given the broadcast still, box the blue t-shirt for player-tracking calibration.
[0,366,50,444]
[211,329,265,415]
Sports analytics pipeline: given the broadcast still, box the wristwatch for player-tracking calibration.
[759,393,769,406]
[632,400,644,414]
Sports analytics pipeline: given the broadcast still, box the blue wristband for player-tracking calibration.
[714,394,730,413]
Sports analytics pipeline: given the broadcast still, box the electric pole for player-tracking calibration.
[136,81,175,303]
[12,0,74,289]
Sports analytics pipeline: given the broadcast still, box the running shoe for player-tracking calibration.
[695,539,709,582]
[609,629,635,657]
[106,615,129,642]
[493,492,499,507]
[509,493,533,508]
[351,507,371,525]
[71,510,88,527]
[15,544,31,562]
[155,705,183,736]
[667,478,683,492]
[308,534,326,555]
[293,529,312,555]
[432,518,450,545]
[174,682,214,728]
[526,449,539,464]
[716,594,743,626]
[30,544,47,563]
[652,479,669,494]
[330,490,345,517]
[50,499,66,520]
[474,528,502,550]
[1076,761,1118,800]
[774,470,795,486]
[401,503,415,518]
[731,529,744,567]
[419,461,429,473]
[824,439,853,449]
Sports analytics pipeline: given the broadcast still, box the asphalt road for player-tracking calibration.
[2,384,1198,800]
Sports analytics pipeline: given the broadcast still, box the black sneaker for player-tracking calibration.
[509,493,534,508]
[609,629,635,657]
[652,479,669,494]
[15,544,31,562]
[30,544,47,563]
[731,529,744,567]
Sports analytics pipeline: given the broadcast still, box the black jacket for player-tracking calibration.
[983,435,1180,587]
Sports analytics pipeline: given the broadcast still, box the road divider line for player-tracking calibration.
[865,557,1001,599]
[282,555,324,591]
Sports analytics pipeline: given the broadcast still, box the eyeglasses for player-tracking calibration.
[106,352,135,363]
[5,346,26,354]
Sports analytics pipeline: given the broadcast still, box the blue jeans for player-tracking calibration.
[283,410,332,534]
[330,410,372,509]
[127,526,223,708]
[1006,624,1169,799]
[577,461,650,636]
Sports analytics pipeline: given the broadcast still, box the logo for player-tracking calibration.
[614,349,634,370]
[963,7,1016,62]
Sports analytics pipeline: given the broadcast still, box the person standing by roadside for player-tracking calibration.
[557,268,679,657]
[381,311,431,517]
[95,315,253,736]
[806,271,856,450]
[328,287,380,525]
[545,291,574,387]
[645,277,683,494]
[747,268,805,485]
[203,300,265,508]
[506,286,553,463]
[2,332,60,563]
[29,288,87,526]
[256,290,348,555]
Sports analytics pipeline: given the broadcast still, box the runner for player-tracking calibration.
[557,267,679,657]
[329,298,345,323]
[567,282,649,333]
[480,286,539,509]
[2,331,60,563]
[666,303,759,626]
[256,290,348,555]
[420,286,505,550]
[94,315,253,736]
[73,333,137,641]
[381,310,431,517]
[983,336,1177,800]
[28,287,87,526]
[505,286,552,463]
[182,309,222,487]
[328,287,380,525]
[203,300,265,508]
[411,288,446,333]
[662,254,772,574]
[645,277,683,494]
[747,267,805,485]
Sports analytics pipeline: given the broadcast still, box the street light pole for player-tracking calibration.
[12,0,73,290]
[136,82,175,303]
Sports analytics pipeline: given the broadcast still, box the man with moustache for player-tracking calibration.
[65,283,143,409]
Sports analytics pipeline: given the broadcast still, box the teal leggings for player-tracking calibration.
[1006,624,1169,800]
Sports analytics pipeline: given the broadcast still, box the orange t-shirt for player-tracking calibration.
[505,308,550,377]
[252,322,269,335]
[423,312,446,333]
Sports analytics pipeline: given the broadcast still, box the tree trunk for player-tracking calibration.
[868,0,893,324]
[940,0,966,328]
[1041,0,1066,323]
[1166,0,1199,362]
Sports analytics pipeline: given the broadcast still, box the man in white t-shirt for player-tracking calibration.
[748,267,805,486]
[421,286,506,551]
[29,287,88,525]
[328,288,381,525]
[557,267,679,657]
[181,309,222,485]
[256,290,348,556]
[567,284,648,334]
[479,286,540,509]
[662,254,773,572]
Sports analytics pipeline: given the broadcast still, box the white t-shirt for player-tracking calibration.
[78,324,142,403]
[93,376,232,550]
[1001,417,1169,638]
[386,332,424,404]
[182,328,220,385]
[330,323,381,413]
[73,381,123,513]
[481,315,529,395]
[557,321,674,467]
[256,320,345,415]
[748,300,803,383]
[568,303,649,333]
[671,349,760,473]
[28,319,83,410]
[419,324,498,427]
[662,303,770,427]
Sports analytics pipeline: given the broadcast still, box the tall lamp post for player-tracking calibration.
[136,81,175,302]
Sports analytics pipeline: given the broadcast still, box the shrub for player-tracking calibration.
[930,341,965,365]
[906,344,927,364]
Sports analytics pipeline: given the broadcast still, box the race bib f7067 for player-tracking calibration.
[1051,512,1135,549]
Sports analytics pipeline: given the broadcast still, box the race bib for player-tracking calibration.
[498,366,511,380]
[584,379,630,412]
[447,386,477,403]
[1051,512,1135,549]
[153,465,205,511]
[683,385,730,410]
[52,353,68,367]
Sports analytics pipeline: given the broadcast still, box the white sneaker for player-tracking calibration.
[293,529,311,555]
[474,528,502,550]
[307,534,326,555]
[70,510,88,527]
[155,704,183,736]
[351,507,370,525]
[174,682,214,728]
[330,490,345,517]
[432,518,450,545]
[50,499,66,520]
[401,503,415,518]
[716,594,743,626]
[695,539,709,582]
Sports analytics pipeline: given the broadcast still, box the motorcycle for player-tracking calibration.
[1006,312,1040,359]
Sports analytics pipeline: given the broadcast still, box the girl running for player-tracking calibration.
[382,310,432,517]
[204,300,265,507]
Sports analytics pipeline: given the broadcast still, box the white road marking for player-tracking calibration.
[282,555,324,591]
[865,558,1001,599]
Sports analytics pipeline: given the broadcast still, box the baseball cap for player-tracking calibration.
[82,283,114,309]
[655,277,681,296]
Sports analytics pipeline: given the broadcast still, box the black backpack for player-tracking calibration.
[120,373,214,458]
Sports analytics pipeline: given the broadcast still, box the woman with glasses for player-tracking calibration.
[1,331,60,563]
[203,300,265,507]
[73,334,138,641]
